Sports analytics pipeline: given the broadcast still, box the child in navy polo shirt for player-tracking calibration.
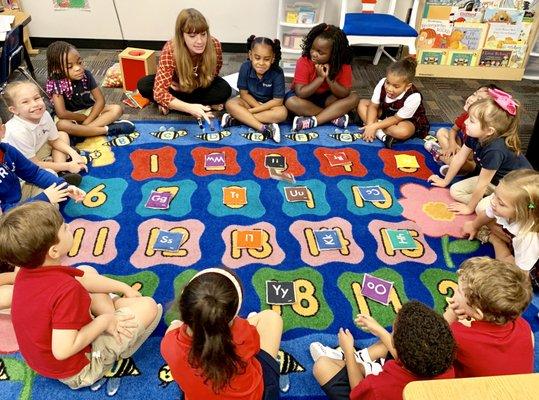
[222,35,287,143]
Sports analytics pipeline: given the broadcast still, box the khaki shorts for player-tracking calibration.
[54,107,93,123]
[59,307,144,389]
[20,164,57,201]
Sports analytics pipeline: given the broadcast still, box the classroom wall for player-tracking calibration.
[23,0,413,43]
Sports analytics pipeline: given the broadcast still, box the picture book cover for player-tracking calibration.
[484,22,524,47]
[454,8,485,22]
[483,7,525,24]
[502,43,527,67]
[418,19,453,49]
[523,0,538,22]
[423,4,455,19]
[450,22,489,49]
[418,49,449,65]
[447,49,480,65]
[479,48,513,66]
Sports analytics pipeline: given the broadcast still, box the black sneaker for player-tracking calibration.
[59,172,82,187]
[384,136,396,149]
[108,120,135,136]
[263,123,281,143]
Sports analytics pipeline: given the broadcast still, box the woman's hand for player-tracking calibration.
[185,103,213,120]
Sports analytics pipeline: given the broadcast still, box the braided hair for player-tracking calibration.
[246,35,282,70]
[46,40,76,80]
[301,23,351,81]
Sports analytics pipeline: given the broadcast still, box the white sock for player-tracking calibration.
[375,129,386,142]
[105,126,109,132]
[312,116,318,128]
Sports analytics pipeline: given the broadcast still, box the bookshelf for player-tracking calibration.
[277,0,327,77]
[415,0,539,81]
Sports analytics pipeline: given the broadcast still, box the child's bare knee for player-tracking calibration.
[110,104,122,118]
[312,357,331,381]
[259,309,283,327]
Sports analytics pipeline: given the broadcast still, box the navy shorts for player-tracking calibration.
[256,349,280,400]
[284,90,332,108]
[321,367,351,400]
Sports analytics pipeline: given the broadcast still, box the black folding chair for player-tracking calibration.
[0,24,38,92]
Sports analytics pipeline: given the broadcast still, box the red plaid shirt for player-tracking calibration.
[153,37,223,109]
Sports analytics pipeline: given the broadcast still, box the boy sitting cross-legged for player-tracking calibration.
[311,301,456,400]
[0,201,163,389]
[445,256,534,377]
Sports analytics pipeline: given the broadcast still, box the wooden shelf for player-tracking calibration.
[416,64,526,81]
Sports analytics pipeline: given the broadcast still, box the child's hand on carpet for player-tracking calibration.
[337,327,355,353]
[448,202,474,215]
[362,125,377,142]
[462,221,478,239]
[427,174,448,187]
[355,314,384,337]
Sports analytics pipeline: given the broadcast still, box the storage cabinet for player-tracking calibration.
[277,0,327,77]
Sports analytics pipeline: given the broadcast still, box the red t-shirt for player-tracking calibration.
[291,56,352,94]
[451,318,533,378]
[350,360,455,400]
[161,317,263,400]
[11,266,92,379]
[454,111,468,140]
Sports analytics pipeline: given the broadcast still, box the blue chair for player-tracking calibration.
[339,0,420,65]
[0,24,36,90]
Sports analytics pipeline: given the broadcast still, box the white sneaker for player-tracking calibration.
[247,311,258,319]
[309,342,344,362]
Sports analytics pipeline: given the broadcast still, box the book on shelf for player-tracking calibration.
[447,49,480,65]
[454,8,485,22]
[501,42,527,67]
[123,91,150,109]
[478,48,513,66]
[483,7,525,24]
[418,19,453,48]
[418,49,448,65]
[451,22,489,50]
[484,22,523,47]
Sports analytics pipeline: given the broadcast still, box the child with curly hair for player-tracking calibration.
[311,301,455,400]
[285,23,359,131]
[445,256,533,377]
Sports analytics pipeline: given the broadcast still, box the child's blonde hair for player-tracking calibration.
[3,81,39,107]
[497,169,539,234]
[468,97,521,153]
[458,256,531,325]
[173,8,216,93]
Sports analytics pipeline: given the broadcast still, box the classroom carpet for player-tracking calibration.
[0,121,538,400]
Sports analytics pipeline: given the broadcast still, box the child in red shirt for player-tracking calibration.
[311,301,455,400]
[445,256,534,377]
[0,201,162,389]
[161,268,283,400]
[285,23,359,131]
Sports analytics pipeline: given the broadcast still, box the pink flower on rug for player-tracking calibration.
[398,183,474,238]
[0,313,18,354]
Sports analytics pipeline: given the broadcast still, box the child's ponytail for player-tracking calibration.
[179,270,246,393]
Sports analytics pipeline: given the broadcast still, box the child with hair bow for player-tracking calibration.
[428,88,532,215]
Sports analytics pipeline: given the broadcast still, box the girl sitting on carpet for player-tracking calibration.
[285,23,359,132]
[137,8,231,123]
[428,88,532,215]
[161,268,282,400]
[358,57,429,148]
[221,35,287,143]
[46,41,135,138]
[462,169,539,288]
